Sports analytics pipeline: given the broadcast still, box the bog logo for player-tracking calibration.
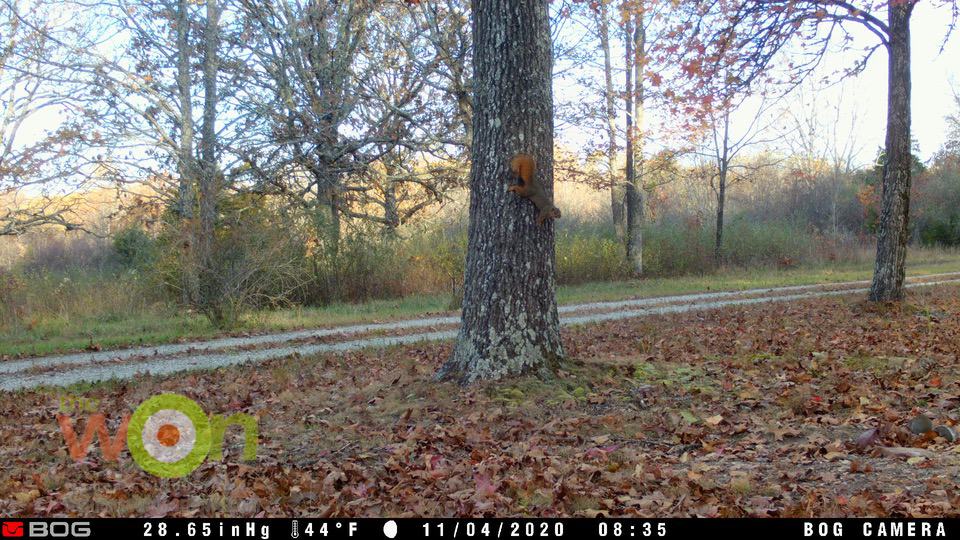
[57,393,258,478]
[1,521,24,538]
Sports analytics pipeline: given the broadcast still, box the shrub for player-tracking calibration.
[914,165,960,246]
[557,228,631,284]
[402,223,467,308]
[18,232,113,273]
[0,268,26,328]
[195,195,311,327]
[329,227,408,303]
[113,227,157,269]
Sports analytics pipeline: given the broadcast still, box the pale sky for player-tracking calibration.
[13,2,960,171]
[807,0,960,164]
[553,1,960,168]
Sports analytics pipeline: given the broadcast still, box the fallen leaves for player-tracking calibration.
[704,415,724,426]
[1,286,960,517]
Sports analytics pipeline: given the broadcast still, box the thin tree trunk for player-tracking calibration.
[175,0,196,306]
[715,168,726,264]
[438,0,563,385]
[715,109,730,265]
[596,1,623,235]
[197,0,221,316]
[624,6,644,275]
[832,165,840,235]
[870,1,913,302]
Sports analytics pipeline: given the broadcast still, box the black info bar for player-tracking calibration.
[0,518,953,539]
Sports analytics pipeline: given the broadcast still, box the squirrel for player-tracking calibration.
[508,153,561,226]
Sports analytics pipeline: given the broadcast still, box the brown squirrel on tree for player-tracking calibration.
[508,153,561,226]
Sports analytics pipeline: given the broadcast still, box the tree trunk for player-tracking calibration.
[832,165,840,235]
[197,0,221,317]
[175,0,196,306]
[869,1,913,302]
[383,155,401,230]
[714,109,730,265]
[315,113,343,255]
[176,0,195,221]
[715,168,726,265]
[596,1,623,235]
[328,196,341,253]
[624,7,644,275]
[317,166,342,255]
[438,0,563,385]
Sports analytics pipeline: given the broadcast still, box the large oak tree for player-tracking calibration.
[437,0,564,384]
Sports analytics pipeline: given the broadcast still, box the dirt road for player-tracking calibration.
[3,272,959,391]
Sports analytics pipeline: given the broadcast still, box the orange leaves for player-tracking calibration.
[857,184,879,217]
[661,0,902,128]
[681,59,702,77]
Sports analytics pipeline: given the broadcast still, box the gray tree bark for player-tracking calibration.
[596,1,624,235]
[438,0,563,385]
[624,7,644,275]
[714,109,730,265]
[869,1,913,302]
[197,0,222,318]
[175,0,196,221]
[175,0,197,306]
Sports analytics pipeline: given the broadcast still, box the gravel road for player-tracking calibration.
[3,272,958,391]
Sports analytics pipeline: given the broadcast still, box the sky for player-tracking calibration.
[12,1,960,171]
[803,0,960,164]
[552,1,960,168]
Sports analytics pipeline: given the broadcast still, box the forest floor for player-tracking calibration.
[2,282,960,517]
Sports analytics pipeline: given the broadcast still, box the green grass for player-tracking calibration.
[556,256,960,304]
[2,254,959,358]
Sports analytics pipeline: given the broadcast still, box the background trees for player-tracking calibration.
[229,0,466,306]
[697,94,783,263]
[661,0,959,300]
[235,0,380,249]
[2,0,959,339]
